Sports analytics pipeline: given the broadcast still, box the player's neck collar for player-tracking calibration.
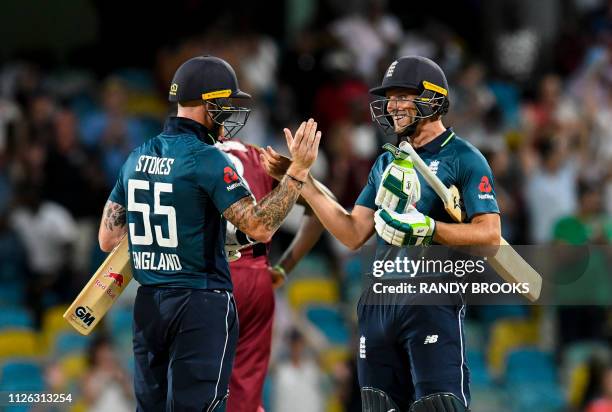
[164,116,212,144]
[413,127,455,154]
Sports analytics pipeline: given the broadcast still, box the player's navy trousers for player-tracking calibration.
[356,284,470,411]
[133,285,238,412]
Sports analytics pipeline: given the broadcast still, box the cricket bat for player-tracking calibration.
[392,141,542,302]
[63,236,133,335]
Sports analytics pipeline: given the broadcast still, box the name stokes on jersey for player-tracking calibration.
[135,155,175,175]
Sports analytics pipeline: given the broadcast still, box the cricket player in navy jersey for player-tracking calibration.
[97,55,321,411]
[261,56,501,411]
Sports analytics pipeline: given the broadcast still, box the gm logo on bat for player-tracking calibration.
[75,306,95,327]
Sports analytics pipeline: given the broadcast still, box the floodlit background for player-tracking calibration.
[0,0,611,411]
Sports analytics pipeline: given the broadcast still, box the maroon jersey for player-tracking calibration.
[216,140,275,265]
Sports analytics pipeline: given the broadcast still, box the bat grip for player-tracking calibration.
[398,141,452,200]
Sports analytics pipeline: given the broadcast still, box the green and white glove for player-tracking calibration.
[374,206,436,246]
[375,153,420,213]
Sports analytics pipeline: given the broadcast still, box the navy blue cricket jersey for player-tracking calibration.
[357,128,500,233]
[109,116,252,290]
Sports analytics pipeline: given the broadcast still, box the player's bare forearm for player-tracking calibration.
[433,213,501,246]
[224,175,303,242]
[277,212,325,273]
[98,200,127,252]
[301,175,374,250]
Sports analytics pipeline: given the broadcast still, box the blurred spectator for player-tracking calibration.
[10,182,77,325]
[313,50,370,138]
[446,61,497,142]
[329,0,403,82]
[325,122,374,208]
[45,107,108,218]
[586,364,612,412]
[522,74,582,146]
[80,77,145,185]
[492,3,540,83]
[31,361,68,412]
[523,136,579,243]
[0,206,28,283]
[482,144,526,243]
[26,90,57,145]
[273,329,324,412]
[10,182,77,278]
[82,336,134,412]
[554,179,612,244]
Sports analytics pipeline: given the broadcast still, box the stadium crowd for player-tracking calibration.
[0,0,611,411]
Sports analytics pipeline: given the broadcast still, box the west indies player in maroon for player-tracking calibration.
[217,140,324,412]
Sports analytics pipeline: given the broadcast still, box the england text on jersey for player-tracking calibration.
[132,251,182,271]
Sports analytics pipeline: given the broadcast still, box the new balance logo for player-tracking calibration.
[359,336,366,359]
[424,335,438,344]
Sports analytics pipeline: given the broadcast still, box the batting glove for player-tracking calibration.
[374,206,436,246]
[375,157,420,213]
[225,222,257,262]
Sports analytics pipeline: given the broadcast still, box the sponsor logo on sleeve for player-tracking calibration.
[478,176,495,200]
[224,166,239,184]
[224,166,244,191]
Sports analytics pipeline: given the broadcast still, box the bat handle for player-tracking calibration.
[398,141,453,200]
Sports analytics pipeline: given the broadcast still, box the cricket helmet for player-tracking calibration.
[370,56,450,137]
[169,55,251,138]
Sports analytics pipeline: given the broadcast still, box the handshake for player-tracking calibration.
[374,144,436,247]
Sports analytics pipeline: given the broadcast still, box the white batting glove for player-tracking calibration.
[375,157,421,213]
[374,206,435,246]
[225,222,257,262]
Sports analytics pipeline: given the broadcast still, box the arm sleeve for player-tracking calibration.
[197,148,253,214]
[355,154,387,210]
[458,150,500,220]
[108,164,126,206]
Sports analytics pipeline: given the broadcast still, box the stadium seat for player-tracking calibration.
[470,387,508,412]
[467,350,492,388]
[505,348,556,384]
[0,330,39,359]
[305,306,349,345]
[41,305,73,351]
[507,382,566,412]
[476,305,530,325]
[59,353,88,382]
[0,281,25,306]
[107,307,133,336]
[0,360,44,401]
[487,319,539,377]
[561,340,610,408]
[463,320,485,353]
[54,332,92,357]
[0,307,34,330]
[287,278,339,310]
[0,361,42,384]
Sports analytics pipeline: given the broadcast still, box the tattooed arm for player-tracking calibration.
[224,118,321,242]
[223,175,303,243]
[98,200,127,252]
